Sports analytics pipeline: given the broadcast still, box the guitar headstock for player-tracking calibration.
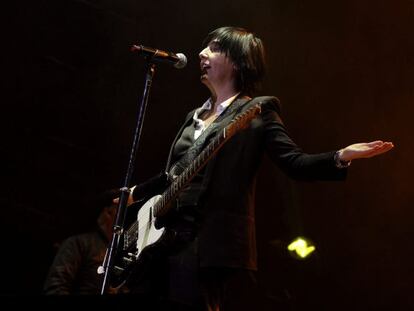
[226,104,262,137]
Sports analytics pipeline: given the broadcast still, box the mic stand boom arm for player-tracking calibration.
[100,61,157,294]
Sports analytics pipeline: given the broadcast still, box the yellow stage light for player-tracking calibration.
[287,237,316,259]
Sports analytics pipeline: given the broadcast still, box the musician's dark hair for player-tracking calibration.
[90,188,120,220]
[202,26,266,96]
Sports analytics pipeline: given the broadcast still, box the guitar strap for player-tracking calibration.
[168,96,252,178]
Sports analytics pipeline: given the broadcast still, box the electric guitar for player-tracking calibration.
[110,103,262,287]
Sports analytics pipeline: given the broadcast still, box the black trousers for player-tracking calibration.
[125,236,293,311]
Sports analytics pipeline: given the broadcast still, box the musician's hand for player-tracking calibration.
[338,140,394,162]
[112,186,136,207]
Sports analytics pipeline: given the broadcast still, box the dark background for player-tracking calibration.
[2,0,413,309]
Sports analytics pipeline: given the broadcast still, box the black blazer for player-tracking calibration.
[133,95,346,270]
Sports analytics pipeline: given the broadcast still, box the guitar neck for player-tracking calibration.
[154,128,227,217]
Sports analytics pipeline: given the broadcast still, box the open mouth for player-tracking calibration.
[200,63,210,80]
[201,62,210,72]
[201,65,210,76]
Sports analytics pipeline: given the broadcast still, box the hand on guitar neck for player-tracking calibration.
[112,185,137,206]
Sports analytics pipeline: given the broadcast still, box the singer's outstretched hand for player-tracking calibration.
[338,140,394,162]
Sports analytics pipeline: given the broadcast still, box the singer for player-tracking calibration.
[119,27,393,310]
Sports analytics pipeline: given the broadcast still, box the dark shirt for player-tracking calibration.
[43,229,108,295]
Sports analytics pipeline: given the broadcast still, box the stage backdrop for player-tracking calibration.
[3,1,413,309]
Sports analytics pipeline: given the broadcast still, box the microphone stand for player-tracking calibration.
[100,60,157,295]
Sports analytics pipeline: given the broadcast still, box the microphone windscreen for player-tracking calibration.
[174,53,187,69]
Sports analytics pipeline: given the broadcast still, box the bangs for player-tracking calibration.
[202,27,248,60]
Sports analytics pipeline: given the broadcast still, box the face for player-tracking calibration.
[199,40,237,92]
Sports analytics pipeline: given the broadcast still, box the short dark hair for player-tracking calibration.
[90,188,120,220]
[95,188,121,209]
[202,26,266,96]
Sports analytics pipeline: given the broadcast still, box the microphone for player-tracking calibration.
[130,44,187,69]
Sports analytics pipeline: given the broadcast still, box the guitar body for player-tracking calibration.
[110,195,173,288]
[136,195,165,257]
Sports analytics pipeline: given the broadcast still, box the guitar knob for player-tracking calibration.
[123,256,132,263]
[128,252,138,259]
